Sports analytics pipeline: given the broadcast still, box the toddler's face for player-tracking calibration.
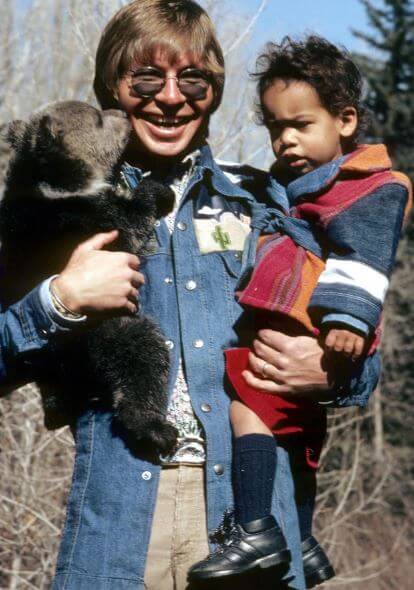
[262,79,357,178]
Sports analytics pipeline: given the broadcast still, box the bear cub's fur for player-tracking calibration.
[0,101,178,455]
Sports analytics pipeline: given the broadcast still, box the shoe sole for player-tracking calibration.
[188,549,291,581]
[306,565,336,588]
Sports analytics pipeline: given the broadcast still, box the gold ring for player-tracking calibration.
[261,361,270,378]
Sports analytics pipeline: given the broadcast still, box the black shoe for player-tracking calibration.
[302,536,335,588]
[188,515,291,581]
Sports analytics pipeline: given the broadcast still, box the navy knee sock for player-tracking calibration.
[232,434,277,526]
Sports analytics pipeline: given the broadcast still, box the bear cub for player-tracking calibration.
[0,101,178,455]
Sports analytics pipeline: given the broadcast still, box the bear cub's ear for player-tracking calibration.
[38,114,64,143]
[5,120,27,150]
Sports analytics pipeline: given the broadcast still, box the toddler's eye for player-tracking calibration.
[265,119,282,132]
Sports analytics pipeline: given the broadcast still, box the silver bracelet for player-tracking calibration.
[49,279,87,321]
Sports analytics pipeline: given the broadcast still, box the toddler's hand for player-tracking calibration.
[325,328,366,359]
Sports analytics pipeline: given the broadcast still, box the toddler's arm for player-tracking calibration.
[309,181,410,335]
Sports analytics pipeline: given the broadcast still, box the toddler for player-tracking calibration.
[189,36,411,587]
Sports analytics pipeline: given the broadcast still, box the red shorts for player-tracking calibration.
[225,347,327,470]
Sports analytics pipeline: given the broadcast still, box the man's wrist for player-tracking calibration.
[40,276,87,327]
[51,275,84,315]
[50,277,87,320]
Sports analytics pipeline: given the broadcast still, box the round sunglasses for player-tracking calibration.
[128,67,211,101]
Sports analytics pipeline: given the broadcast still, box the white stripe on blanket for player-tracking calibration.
[317,259,389,302]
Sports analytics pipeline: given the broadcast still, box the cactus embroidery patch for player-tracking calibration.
[193,210,251,254]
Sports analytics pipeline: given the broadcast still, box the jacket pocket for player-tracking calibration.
[219,250,243,278]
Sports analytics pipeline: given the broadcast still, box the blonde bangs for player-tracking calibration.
[119,26,224,75]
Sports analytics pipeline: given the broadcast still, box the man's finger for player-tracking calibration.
[77,230,119,253]
[131,271,145,287]
[248,351,284,380]
[257,329,290,352]
[251,341,287,370]
[128,287,139,301]
[126,254,140,270]
[242,370,290,394]
[125,301,137,314]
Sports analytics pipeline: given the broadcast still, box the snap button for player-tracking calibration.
[201,403,212,413]
[49,325,57,334]
[186,280,197,291]
[193,339,204,349]
[177,221,187,231]
[165,340,174,350]
[154,220,161,227]
[234,252,242,260]
[214,464,224,476]
[40,329,48,337]
[164,277,173,284]
[142,471,152,481]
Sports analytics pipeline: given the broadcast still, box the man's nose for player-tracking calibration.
[156,77,185,106]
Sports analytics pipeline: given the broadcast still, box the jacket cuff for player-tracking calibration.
[320,352,381,408]
[0,282,80,385]
[321,313,370,336]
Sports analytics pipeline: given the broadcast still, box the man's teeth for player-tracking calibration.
[147,115,185,127]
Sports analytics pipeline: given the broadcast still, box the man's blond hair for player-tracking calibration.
[94,0,225,112]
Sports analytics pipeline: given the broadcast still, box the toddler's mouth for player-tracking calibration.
[284,155,307,168]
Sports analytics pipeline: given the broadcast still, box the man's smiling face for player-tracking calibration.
[117,49,214,162]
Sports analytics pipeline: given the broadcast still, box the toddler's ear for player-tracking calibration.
[339,107,358,139]
[4,119,27,151]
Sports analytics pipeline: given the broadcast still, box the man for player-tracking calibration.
[0,2,379,588]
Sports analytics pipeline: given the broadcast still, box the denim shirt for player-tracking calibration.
[0,145,380,589]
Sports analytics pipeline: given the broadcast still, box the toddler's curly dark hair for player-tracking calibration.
[254,35,369,142]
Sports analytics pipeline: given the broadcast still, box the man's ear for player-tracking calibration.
[338,107,358,139]
[4,119,27,150]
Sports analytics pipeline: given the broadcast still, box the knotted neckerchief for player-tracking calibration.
[239,202,324,289]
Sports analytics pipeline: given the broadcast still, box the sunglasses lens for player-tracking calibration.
[178,82,208,100]
[131,81,164,97]
[129,70,210,100]
[178,71,209,100]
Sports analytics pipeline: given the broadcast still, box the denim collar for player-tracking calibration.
[272,156,346,207]
[121,149,199,187]
[120,143,256,204]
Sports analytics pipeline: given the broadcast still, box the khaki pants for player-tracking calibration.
[144,465,209,590]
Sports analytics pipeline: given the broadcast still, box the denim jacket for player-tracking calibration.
[0,145,380,589]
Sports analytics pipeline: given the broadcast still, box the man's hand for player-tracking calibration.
[52,231,144,315]
[243,329,332,400]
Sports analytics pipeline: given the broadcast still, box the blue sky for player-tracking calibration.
[16,0,373,54]
[232,0,372,54]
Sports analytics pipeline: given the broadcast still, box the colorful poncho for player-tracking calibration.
[225,144,411,467]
